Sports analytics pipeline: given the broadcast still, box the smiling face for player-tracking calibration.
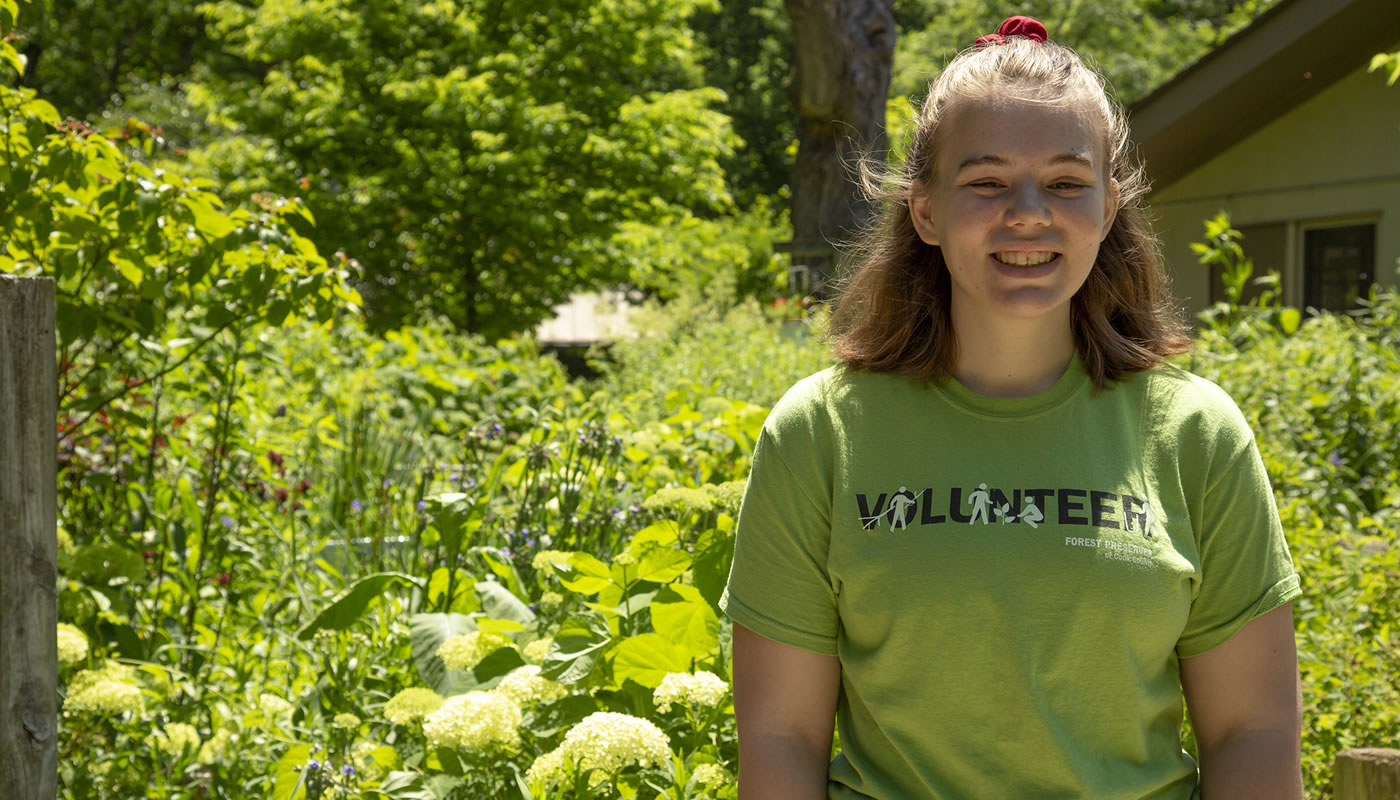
[910,97,1119,332]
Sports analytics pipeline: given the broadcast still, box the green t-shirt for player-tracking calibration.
[721,358,1301,800]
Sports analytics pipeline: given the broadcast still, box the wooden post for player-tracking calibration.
[0,274,58,800]
[1334,748,1400,800]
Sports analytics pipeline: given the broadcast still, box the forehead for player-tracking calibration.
[937,97,1106,170]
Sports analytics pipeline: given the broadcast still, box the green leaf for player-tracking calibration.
[272,744,312,800]
[296,572,421,640]
[475,580,535,626]
[1,46,25,77]
[409,612,477,695]
[375,771,437,800]
[1279,307,1301,335]
[689,528,732,611]
[540,616,612,685]
[180,195,238,238]
[610,633,691,689]
[650,584,720,659]
[637,544,691,583]
[557,552,614,594]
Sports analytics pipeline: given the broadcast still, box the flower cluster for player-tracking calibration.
[422,691,522,751]
[64,662,144,716]
[528,712,670,784]
[531,550,573,577]
[383,687,444,725]
[332,712,361,730]
[653,671,728,713]
[522,637,554,665]
[702,480,747,514]
[149,722,201,758]
[197,727,235,764]
[494,666,568,707]
[692,763,733,787]
[538,591,564,611]
[437,631,511,671]
[57,622,88,665]
[642,487,715,515]
[259,692,294,718]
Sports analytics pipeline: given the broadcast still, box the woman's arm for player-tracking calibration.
[732,622,841,800]
[1180,603,1304,799]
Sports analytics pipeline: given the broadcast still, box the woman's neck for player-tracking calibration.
[950,311,1076,398]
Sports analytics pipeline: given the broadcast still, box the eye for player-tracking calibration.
[1049,180,1088,191]
[968,180,1005,189]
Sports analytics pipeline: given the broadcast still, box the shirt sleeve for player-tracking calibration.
[1176,429,1301,659]
[720,385,840,656]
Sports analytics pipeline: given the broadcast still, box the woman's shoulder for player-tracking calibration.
[762,364,908,439]
[1130,361,1257,453]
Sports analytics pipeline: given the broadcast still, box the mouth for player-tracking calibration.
[992,251,1059,267]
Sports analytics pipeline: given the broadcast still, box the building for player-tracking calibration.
[1132,0,1400,313]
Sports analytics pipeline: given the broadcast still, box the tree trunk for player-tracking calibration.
[0,275,58,800]
[784,0,895,295]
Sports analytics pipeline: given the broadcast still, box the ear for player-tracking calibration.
[909,180,940,247]
[1100,177,1121,242]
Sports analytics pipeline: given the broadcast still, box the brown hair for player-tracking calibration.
[827,36,1192,388]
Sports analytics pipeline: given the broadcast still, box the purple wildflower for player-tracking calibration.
[350,499,362,512]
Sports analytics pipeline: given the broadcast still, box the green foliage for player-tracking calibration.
[1192,211,1301,343]
[889,0,1279,105]
[1370,50,1400,86]
[689,0,794,203]
[9,0,207,122]
[181,0,739,338]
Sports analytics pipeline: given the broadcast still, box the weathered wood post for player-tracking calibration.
[0,274,58,800]
[1335,748,1400,800]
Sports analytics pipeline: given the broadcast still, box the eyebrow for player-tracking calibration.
[956,153,1096,171]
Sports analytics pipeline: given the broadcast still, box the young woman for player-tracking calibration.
[721,16,1304,800]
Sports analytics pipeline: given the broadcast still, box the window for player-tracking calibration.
[1303,224,1375,312]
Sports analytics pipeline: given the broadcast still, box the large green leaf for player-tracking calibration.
[272,744,312,800]
[297,572,421,640]
[475,580,535,626]
[650,584,720,659]
[408,612,476,695]
[610,633,690,689]
[540,615,612,685]
[637,544,691,583]
[557,552,614,595]
[689,528,733,612]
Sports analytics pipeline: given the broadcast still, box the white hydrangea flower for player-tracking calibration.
[197,728,235,765]
[65,679,144,716]
[653,671,728,713]
[64,661,144,716]
[522,637,554,665]
[531,550,573,577]
[423,691,522,751]
[57,623,88,665]
[692,762,733,787]
[149,722,201,757]
[383,687,443,725]
[259,692,293,717]
[558,711,670,774]
[525,746,570,786]
[437,631,510,671]
[494,665,568,707]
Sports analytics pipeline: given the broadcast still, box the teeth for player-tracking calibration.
[994,251,1057,266]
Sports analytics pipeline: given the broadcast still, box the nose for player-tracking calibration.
[1004,182,1051,227]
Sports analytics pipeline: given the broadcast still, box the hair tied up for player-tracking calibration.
[974,15,1048,47]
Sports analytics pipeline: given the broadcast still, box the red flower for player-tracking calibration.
[295,478,311,494]
[267,450,284,468]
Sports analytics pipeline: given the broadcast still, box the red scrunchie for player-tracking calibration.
[974,15,1048,47]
